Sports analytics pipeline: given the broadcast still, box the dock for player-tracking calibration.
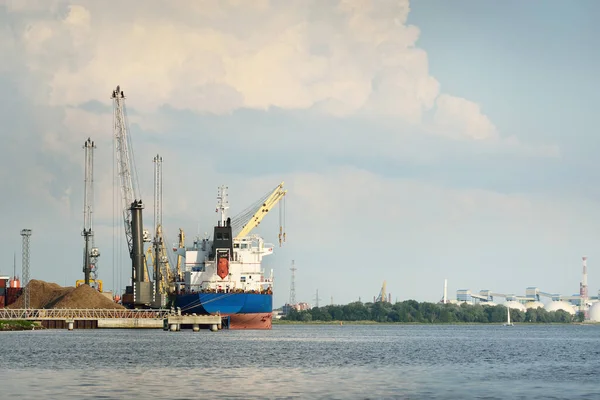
[0,309,224,331]
[164,314,223,332]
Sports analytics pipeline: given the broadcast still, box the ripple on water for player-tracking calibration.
[0,324,599,399]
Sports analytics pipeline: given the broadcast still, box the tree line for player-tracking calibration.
[281,300,583,323]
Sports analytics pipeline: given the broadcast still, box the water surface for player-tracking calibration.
[0,324,599,399]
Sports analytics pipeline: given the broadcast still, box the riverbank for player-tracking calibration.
[274,319,379,325]
[0,320,41,331]
[272,319,596,326]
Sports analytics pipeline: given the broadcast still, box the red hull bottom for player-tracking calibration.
[228,313,272,330]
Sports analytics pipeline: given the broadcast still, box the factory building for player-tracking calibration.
[451,256,600,320]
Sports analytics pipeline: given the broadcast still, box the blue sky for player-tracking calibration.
[0,0,599,307]
[410,1,598,154]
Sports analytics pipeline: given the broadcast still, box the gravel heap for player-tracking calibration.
[7,280,72,309]
[7,279,124,310]
[52,284,124,309]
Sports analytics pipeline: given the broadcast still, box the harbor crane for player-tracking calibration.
[375,281,390,303]
[112,86,155,307]
[81,138,101,289]
[149,154,175,295]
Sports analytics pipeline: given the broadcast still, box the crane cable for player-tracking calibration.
[230,187,274,235]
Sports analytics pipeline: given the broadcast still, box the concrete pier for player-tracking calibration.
[164,315,222,332]
[97,318,164,329]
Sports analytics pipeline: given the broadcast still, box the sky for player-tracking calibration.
[1,0,599,307]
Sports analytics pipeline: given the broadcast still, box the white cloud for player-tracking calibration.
[0,0,571,303]
[2,0,504,142]
[432,94,498,141]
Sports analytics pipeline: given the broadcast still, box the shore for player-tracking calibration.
[272,319,597,326]
[0,320,41,331]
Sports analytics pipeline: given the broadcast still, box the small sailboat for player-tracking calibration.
[503,306,514,326]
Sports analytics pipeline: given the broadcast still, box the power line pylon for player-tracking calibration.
[20,229,32,310]
[289,260,297,305]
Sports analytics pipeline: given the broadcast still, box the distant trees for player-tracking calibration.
[281,301,578,324]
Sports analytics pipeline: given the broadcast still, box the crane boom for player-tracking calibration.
[112,86,139,257]
[234,182,287,240]
[112,86,150,303]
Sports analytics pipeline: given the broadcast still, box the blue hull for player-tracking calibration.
[175,292,273,315]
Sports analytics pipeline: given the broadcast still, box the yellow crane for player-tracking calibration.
[233,182,287,245]
[146,224,172,294]
[176,228,184,282]
[375,281,388,303]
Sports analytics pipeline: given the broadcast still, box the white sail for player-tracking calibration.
[503,306,514,326]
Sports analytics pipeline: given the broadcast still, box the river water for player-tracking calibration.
[0,324,599,399]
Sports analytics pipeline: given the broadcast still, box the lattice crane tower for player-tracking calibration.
[82,138,100,287]
[20,229,32,309]
[153,154,163,233]
[152,154,171,294]
[289,260,297,305]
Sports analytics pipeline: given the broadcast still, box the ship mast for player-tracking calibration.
[216,185,229,226]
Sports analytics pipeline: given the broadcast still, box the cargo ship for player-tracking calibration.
[173,184,286,329]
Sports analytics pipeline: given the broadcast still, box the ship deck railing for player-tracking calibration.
[0,309,174,320]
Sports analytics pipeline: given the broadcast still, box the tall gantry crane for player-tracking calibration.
[82,138,100,288]
[112,86,153,307]
[150,154,172,294]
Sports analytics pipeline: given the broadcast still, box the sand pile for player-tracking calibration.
[7,280,73,309]
[52,284,124,309]
[7,279,125,310]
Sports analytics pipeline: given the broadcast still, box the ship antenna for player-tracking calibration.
[216,185,229,226]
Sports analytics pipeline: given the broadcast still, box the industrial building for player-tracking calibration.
[451,256,600,321]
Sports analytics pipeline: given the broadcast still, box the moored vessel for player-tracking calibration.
[173,184,285,329]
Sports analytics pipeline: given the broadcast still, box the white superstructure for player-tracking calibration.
[174,185,285,294]
[182,235,274,292]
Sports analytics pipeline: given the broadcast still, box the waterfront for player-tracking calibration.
[1,324,599,399]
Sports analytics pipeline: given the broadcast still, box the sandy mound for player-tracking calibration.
[53,284,124,309]
[7,279,125,310]
[7,279,73,309]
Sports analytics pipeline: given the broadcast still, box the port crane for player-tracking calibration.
[231,182,287,246]
[148,154,177,295]
[80,137,101,290]
[146,225,172,293]
[375,281,389,303]
[112,86,154,307]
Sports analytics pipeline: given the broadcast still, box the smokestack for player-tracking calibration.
[581,256,588,299]
[443,279,448,304]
